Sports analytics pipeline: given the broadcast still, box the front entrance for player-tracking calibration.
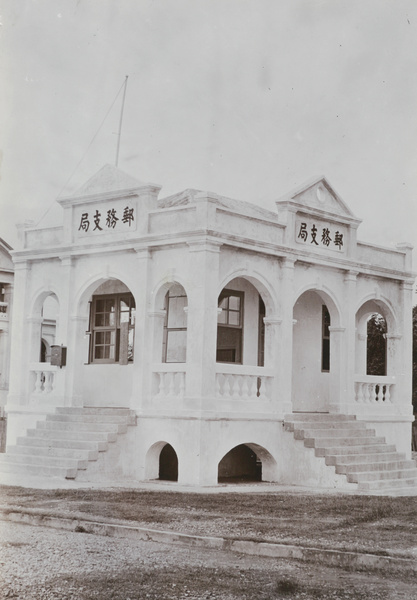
[292,291,332,412]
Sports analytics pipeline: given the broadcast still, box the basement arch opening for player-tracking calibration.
[217,443,276,483]
[145,441,179,482]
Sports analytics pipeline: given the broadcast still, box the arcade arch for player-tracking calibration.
[292,288,341,412]
[355,299,395,377]
[216,276,274,367]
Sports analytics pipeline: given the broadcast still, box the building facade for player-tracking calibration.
[0,240,13,413]
[3,165,416,490]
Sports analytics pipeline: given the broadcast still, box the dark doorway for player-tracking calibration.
[159,444,178,481]
[218,444,262,483]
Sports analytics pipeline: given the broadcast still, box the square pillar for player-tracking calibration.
[185,240,221,410]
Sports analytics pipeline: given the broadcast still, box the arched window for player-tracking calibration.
[162,285,187,363]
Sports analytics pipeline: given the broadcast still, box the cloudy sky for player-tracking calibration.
[1,0,416,272]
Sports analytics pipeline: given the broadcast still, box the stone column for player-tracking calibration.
[396,279,415,410]
[130,248,153,412]
[276,257,296,415]
[341,270,358,413]
[7,261,31,406]
[185,240,221,410]
[328,326,346,413]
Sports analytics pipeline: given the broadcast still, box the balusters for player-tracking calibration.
[215,372,272,401]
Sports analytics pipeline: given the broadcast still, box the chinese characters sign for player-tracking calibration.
[76,203,136,237]
[295,218,346,253]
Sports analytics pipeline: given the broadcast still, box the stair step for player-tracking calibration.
[36,420,127,434]
[285,413,356,422]
[285,421,366,432]
[336,460,415,475]
[315,443,397,457]
[9,444,99,461]
[56,407,135,417]
[326,451,405,466]
[306,436,386,448]
[347,467,417,483]
[358,477,417,491]
[0,461,77,479]
[0,453,87,470]
[26,429,117,443]
[16,436,108,452]
[47,413,135,425]
[295,428,375,440]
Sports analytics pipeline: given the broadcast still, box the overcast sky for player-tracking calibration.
[1,1,416,275]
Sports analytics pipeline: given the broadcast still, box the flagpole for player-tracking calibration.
[115,75,129,167]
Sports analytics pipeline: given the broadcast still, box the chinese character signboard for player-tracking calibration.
[295,218,346,253]
[76,201,137,238]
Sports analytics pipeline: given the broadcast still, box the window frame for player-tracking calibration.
[217,289,244,364]
[89,293,135,364]
[163,288,188,363]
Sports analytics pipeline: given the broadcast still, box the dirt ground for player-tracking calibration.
[1,519,416,600]
[1,485,416,558]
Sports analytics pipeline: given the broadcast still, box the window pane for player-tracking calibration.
[218,309,227,324]
[167,296,187,328]
[219,297,228,310]
[228,311,240,326]
[228,295,240,310]
[166,330,187,363]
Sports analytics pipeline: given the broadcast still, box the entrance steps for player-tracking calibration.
[284,413,417,494]
[0,407,136,480]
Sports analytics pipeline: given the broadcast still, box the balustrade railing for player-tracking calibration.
[30,363,58,395]
[153,365,186,399]
[216,365,273,402]
[354,376,395,405]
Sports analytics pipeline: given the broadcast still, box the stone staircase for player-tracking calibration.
[284,413,417,494]
[0,407,136,480]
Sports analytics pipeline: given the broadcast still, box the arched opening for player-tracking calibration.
[162,284,188,363]
[216,278,266,366]
[366,313,387,376]
[218,444,262,483]
[39,295,59,362]
[87,279,136,365]
[355,299,393,377]
[292,289,340,412]
[159,443,178,481]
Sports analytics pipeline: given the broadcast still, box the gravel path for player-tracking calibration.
[0,520,416,600]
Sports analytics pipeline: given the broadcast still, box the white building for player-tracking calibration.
[0,239,13,415]
[2,165,416,492]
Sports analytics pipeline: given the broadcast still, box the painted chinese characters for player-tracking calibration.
[296,221,345,251]
[78,206,134,233]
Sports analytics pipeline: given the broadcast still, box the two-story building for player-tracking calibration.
[1,165,416,492]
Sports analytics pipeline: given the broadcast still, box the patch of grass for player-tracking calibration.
[1,485,416,555]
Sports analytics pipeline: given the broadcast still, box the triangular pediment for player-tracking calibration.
[69,164,160,199]
[277,176,361,223]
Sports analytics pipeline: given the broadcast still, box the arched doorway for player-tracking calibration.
[159,443,178,481]
[292,289,339,412]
